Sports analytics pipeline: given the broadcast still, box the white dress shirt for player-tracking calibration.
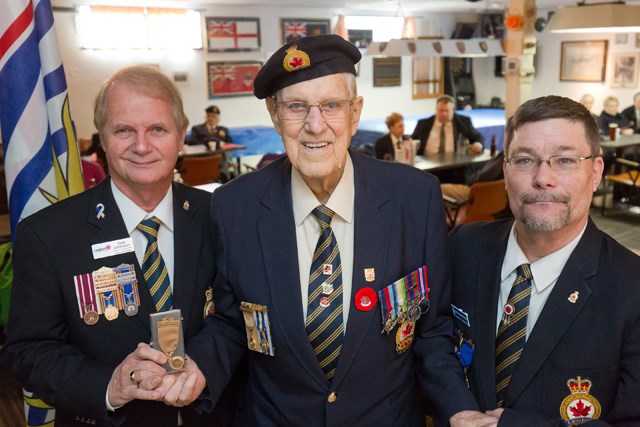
[497,223,586,339]
[425,120,454,155]
[292,155,355,330]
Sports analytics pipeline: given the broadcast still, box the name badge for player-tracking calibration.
[92,238,135,259]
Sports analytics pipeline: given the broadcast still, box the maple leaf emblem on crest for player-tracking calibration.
[289,56,304,68]
[569,400,592,417]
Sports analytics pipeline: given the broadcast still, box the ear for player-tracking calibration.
[591,155,604,192]
[350,96,364,137]
[266,98,283,136]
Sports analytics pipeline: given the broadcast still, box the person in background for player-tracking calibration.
[579,93,598,122]
[597,95,631,134]
[374,112,408,160]
[153,34,497,427]
[621,92,640,134]
[187,105,233,149]
[450,95,640,425]
[0,66,237,426]
[412,95,484,157]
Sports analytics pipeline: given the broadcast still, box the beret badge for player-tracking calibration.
[283,45,311,73]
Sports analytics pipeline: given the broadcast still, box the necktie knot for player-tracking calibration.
[516,263,532,281]
[311,206,335,230]
[137,217,162,242]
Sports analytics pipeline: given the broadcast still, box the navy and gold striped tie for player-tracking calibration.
[306,205,343,380]
[137,217,173,312]
[495,263,532,407]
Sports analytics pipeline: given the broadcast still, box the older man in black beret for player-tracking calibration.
[154,34,495,427]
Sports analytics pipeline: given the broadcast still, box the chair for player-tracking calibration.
[180,154,222,186]
[243,153,286,172]
[444,179,508,229]
[601,157,640,215]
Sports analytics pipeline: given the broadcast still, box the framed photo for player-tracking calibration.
[636,33,640,48]
[348,29,373,49]
[280,18,330,44]
[205,17,260,52]
[611,52,640,88]
[207,61,262,98]
[615,33,628,44]
[373,57,401,87]
[560,40,607,82]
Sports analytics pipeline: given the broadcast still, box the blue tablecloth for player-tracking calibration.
[226,109,506,157]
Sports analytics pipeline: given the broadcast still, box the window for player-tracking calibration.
[76,6,202,50]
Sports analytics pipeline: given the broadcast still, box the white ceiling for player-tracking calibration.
[52,0,587,14]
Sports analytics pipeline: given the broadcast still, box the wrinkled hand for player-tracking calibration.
[450,410,499,427]
[470,142,484,154]
[155,355,206,407]
[485,408,504,420]
[107,343,168,408]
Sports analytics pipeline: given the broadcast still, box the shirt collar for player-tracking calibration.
[111,180,174,234]
[292,153,354,226]
[502,222,587,293]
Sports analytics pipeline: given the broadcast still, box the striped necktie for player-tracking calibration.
[495,263,532,407]
[306,205,344,380]
[438,123,446,153]
[137,217,173,312]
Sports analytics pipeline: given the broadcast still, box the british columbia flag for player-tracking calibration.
[1,0,84,424]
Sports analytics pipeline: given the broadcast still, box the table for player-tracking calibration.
[178,143,246,158]
[600,134,640,173]
[413,149,495,172]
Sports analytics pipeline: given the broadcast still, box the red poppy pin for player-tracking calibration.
[355,287,378,311]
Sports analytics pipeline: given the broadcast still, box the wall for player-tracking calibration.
[54,5,458,138]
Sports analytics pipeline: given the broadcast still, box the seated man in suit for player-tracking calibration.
[153,34,497,426]
[621,92,640,134]
[374,112,408,160]
[412,95,484,157]
[450,95,640,425]
[187,105,232,149]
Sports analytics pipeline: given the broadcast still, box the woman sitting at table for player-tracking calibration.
[374,112,408,160]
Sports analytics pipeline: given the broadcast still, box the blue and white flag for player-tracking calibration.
[1,0,84,424]
[0,0,84,238]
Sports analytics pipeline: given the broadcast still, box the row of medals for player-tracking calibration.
[84,265,139,325]
[383,296,430,334]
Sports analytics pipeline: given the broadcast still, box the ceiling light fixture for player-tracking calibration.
[546,1,640,33]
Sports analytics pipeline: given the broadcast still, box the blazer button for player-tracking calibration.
[327,392,337,403]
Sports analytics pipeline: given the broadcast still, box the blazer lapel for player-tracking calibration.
[332,153,392,387]
[504,220,601,406]
[257,161,330,386]
[171,184,205,334]
[471,221,510,409]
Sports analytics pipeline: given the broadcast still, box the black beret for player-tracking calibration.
[205,105,220,114]
[253,34,362,99]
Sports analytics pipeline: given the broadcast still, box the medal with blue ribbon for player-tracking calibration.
[379,265,430,334]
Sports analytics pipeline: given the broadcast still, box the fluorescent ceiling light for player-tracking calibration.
[546,2,640,33]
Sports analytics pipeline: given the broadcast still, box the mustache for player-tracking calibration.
[521,193,570,204]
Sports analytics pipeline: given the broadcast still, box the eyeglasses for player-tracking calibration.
[505,155,596,173]
[273,99,355,121]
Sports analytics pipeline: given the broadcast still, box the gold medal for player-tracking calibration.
[104,304,119,321]
[169,355,185,370]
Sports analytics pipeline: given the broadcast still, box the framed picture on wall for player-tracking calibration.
[205,17,260,52]
[636,33,640,48]
[611,52,640,88]
[373,57,401,87]
[559,40,607,82]
[280,18,330,44]
[207,61,262,98]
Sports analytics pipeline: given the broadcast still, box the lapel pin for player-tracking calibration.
[183,200,190,211]
[95,203,105,219]
[364,268,375,282]
[355,287,377,311]
[568,291,579,304]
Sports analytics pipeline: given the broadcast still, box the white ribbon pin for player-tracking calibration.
[96,203,105,219]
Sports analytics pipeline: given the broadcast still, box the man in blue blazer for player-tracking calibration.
[450,96,640,426]
[162,35,496,427]
[1,67,235,426]
[411,95,484,157]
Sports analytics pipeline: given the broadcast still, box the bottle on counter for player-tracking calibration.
[490,135,497,157]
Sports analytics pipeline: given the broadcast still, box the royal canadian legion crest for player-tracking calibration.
[559,376,601,425]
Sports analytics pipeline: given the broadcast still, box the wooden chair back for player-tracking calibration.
[447,179,508,227]
[180,154,222,186]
